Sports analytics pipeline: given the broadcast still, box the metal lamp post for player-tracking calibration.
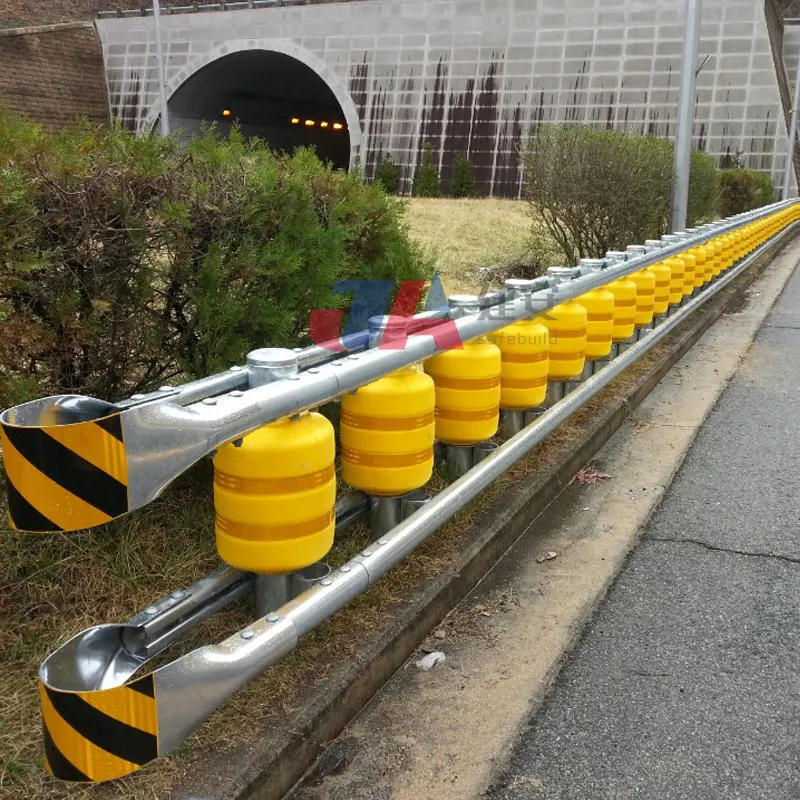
[153,0,171,135]
[671,0,703,232]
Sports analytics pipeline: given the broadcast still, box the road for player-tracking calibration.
[487,258,800,799]
[289,242,800,800]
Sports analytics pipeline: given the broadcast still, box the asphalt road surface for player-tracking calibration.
[485,267,800,799]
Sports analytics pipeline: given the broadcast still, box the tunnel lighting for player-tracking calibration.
[305,119,316,126]
[222,109,232,118]
[320,121,329,128]
[291,117,300,124]
[333,123,344,130]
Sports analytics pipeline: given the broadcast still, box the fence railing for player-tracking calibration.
[7,198,799,784]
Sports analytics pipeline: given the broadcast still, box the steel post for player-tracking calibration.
[671,0,702,231]
[500,409,526,438]
[152,0,170,136]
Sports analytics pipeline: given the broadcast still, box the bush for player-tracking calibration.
[688,150,719,226]
[718,169,775,217]
[521,125,719,266]
[450,155,477,198]
[373,154,399,194]
[0,111,432,405]
[413,142,441,198]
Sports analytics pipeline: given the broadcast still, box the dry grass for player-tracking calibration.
[404,198,533,294]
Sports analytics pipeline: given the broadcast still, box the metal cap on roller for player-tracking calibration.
[626,245,647,256]
[246,348,300,388]
[604,250,627,265]
[448,294,481,317]
[546,266,574,288]
[578,258,604,274]
[504,278,535,297]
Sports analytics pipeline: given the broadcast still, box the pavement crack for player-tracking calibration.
[648,536,800,565]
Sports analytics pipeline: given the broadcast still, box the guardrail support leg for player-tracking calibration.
[401,491,433,520]
[500,410,526,438]
[524,406,546,426]
[445,444,475,478]
[255,574,294,618]
[474,442,499,463]
[370,495,403,537]
[544,381,566,408]
[618,336,636,355]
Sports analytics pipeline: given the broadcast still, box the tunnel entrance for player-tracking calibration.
[168,50,351,169]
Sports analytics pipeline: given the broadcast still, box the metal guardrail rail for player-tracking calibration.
[7,198,800,783]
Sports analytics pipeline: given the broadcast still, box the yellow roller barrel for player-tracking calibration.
[214,413,336,574]
[575,258,615,360]
[424,295,501,446]
[341,366,435,496]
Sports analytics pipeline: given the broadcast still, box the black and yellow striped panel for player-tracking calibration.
[40,675,158,783]
[1,413,129,532]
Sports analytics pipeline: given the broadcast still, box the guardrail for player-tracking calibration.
[8,199,799,783]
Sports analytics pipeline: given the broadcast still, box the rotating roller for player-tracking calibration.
[214,413,336,574]
[493,280,550,410]
[424,295,501,446]
[341,366,436,496]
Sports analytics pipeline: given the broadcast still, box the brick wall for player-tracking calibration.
[0,22,109,128]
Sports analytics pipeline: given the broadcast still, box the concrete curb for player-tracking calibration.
[176,232,796,800]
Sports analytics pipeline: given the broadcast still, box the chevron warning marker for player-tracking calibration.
[40,675,158,783]
[1,412,129,532]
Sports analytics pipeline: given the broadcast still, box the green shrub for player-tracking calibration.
[0,110,432,405]
[450,155,477,198]
[688,150,719,227]
[413,142,441,197]
[521,125,719,265]
[718,169,776,217]
[373,154,399,194]
[752,171,776,207]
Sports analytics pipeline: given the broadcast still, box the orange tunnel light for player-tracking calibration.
[305,119,316,126]
[291,117,300,124]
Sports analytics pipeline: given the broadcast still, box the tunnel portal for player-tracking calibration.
[168,49,351,169]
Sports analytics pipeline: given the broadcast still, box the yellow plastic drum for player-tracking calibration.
[710,236,725,277]
[542,299,588,380]
[214,413,336,574]
[679,248,696,296]
[493,319,550,410]
[341,366,435,496]
[579,286,614,360]
[647,260,672,316]
[425,336,502,445]
[685,244,708,288]
[663,255,686,306]
[607,277,637,342]
[630,269,656,328]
